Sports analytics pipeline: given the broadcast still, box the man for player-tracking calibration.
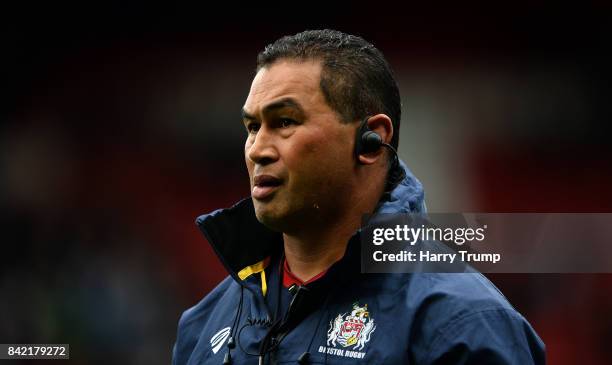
[173,30,545,364]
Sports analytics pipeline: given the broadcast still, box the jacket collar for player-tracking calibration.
[196,160,426,282]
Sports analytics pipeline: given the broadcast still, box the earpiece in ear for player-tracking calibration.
[355,116,383,159]
[360,130,383,154]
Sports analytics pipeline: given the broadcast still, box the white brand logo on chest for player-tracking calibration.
[210,326,231,354]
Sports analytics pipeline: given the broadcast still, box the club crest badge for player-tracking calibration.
[327,302,376,351]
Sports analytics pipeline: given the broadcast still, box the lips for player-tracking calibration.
[252,174,283,200]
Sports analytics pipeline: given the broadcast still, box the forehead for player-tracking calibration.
[243,59,326,116]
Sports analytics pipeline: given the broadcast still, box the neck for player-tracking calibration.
[282,217,358,282]
[283,178,385,282]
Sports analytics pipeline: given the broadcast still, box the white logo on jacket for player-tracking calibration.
[326,302,376,353]
[210,326,231,354]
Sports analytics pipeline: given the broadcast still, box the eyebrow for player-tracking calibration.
[241,97,305,121]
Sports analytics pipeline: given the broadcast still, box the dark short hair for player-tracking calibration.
[256,29,404,191]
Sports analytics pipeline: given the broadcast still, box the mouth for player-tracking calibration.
[252,175,283,200]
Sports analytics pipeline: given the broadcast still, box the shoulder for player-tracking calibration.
[173,276,239,365]
[373,271,516,313]
[411,273,544,364]
[398,273,545,364]
[178,276,236,328]
[408,272,515,313]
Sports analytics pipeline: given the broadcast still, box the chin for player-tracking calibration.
[253,204,286,232]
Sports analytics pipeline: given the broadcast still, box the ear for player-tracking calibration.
[358,114,394,165]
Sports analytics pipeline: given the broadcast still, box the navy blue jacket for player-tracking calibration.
[173,164,545,364]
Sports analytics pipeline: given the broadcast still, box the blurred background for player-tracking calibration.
[1,3,611,364]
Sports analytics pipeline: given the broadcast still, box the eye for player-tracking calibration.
[280,118,297,128]
[246,122,261,134]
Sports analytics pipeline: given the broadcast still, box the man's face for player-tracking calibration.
[242,59,357,232]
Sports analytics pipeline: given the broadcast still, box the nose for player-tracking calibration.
[246,126,279,166]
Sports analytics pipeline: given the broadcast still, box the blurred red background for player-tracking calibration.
[1,3,611,364]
